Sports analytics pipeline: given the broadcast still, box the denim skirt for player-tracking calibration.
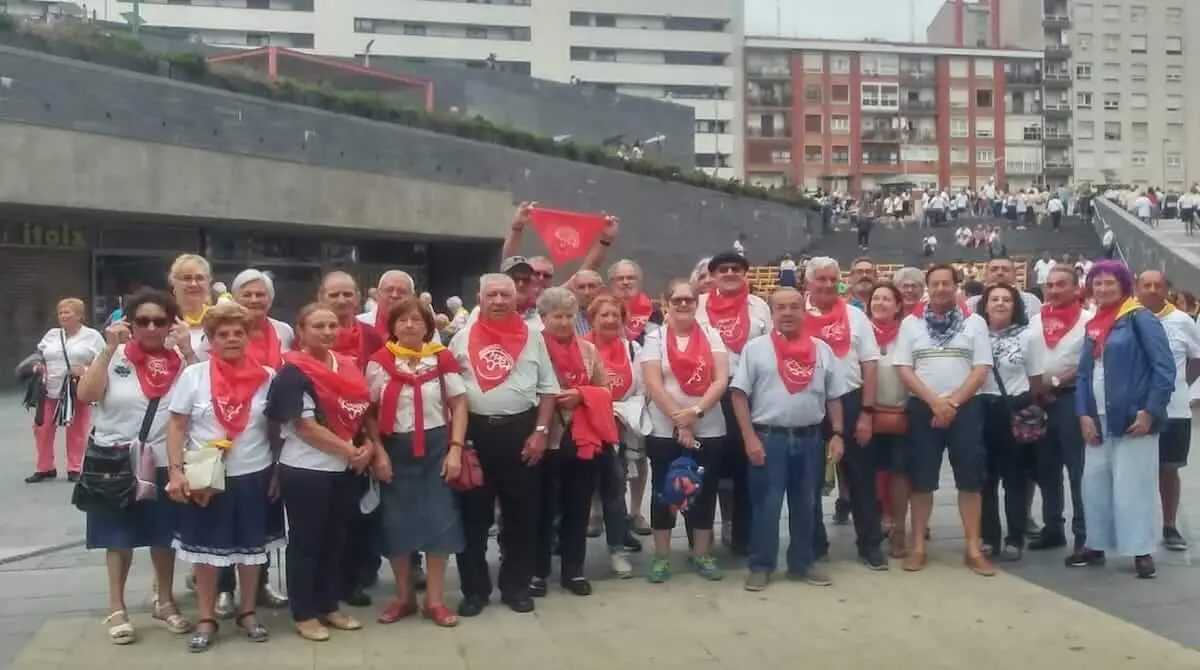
[85,467,179,550]
[379,427,465,557]
[173,466,285,567]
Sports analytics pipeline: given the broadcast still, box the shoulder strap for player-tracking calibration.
[139,397,162,444]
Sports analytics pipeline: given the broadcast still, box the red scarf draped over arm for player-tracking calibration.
[245,320,282,370]
[209,356,269,440]
[805,298,851,358]
[586,333,633,400]
[771,330,817,393]
[570,386,619,460]
[704,286,751,353]
[1040,303,1083,349]
[370,347,460,457]
[544,332,590,389]
[282,350,371,441]
[468,314,529,392]
[665,324,715,397]
[625,293,654,340]
[123,342,182,400]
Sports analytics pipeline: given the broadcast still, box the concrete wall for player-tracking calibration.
[1093,198,1200,290]
[0,46,821,288]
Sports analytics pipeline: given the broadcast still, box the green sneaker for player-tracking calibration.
[647,556,672,583]
[691,554,724,581]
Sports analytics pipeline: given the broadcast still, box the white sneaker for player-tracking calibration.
[610,551,633,579]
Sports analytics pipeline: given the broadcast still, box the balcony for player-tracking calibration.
[745,127,791,140]
[1044,160,1073,175]
[745,93,793,108]
[1005,70,1043,86]
[1007,104,1043,115]
[900,99,937,115]
[745,66,791,79]
[1044,101,1072,118]
[1043,14,1071,29]
[1043,131,1072,146]
[1043,71,1072,87]
[1044,43,1071,59]
[899,70,935,85]
[861,128,902,142]
[904,131,937,144]
[1006,160,1042,175]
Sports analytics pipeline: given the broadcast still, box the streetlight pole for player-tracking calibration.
[132,0,139,38]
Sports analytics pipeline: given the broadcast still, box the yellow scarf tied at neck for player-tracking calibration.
[182,304,211,328]
[385,341,446,360]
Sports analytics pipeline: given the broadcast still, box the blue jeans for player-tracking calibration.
[747,426,823,574]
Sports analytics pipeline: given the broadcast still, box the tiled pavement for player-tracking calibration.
[3,393,1200,669]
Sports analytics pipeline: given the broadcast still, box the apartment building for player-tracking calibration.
[93,0,743,178]
[928,0,1200,190]
[742,36,1044,196]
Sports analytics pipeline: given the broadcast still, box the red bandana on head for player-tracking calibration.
[771,329,817,393]
[544,332,590,389]
[208,356,269,440]
[806,298,852,358]
[468,313,529,392]
[872,319,901,351]
[705,285,751,353]
[625,293,654,341]
[586,332,633,400]
[1041,302,1084,349]
[282,350,370,441]
[665,324,715,397]
[123,342,182,400]
[245,321,282,370]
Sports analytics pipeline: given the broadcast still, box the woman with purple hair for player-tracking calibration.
[1074,259,1175,578]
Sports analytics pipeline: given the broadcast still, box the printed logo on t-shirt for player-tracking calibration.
[113,364,132,378]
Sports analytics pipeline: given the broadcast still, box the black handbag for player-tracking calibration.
[71,398,160,514]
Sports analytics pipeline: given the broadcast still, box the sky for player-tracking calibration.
[744,0,949,42]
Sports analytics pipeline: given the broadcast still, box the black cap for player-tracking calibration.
[500,256,534,274]
[708,252,749,273]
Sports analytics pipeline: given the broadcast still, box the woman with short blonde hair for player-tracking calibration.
[167,254,212,365]
[26,297,105,483]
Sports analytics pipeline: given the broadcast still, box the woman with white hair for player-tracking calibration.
[690,257,714,295]
[232,269,295,371]
[446,296,469,336]
[891,267,927,316]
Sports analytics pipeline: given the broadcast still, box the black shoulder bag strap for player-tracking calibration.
[139,397,162,445]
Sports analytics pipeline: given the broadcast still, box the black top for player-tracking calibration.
[265,363,325,427]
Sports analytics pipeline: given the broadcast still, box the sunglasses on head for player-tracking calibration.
[133,316,170,328]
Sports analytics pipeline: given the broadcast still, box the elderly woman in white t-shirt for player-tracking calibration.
[26,297,105,483]
[977,284,1046,561]
[166,254,210,365]
[165,303,279,652]
[76,288,192,644]
[640,278,728,583]
[232,269,295,370]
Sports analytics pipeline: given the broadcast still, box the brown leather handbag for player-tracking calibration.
[438,370,484,492]
[873,405,908,435]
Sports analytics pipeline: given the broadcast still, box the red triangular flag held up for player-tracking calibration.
[528,206,608,266]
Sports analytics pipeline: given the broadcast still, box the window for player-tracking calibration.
[1078,121,1095,139]
[1131,63,1147,80]
[830,115,850,133]
[1166,7,1183,21]
[949,87,969,108]
[831,84,850,103]
[1104,121,1121,140]
[1103,33,1120,51]
[805,145,822,163]
[802,53,823,72]
[976,148,995,165]
[1102,92,1120,110]
[1102,62,1120,80]
[860,84,898,108]
[1167,37,1183,55]
[1130,5,1147,22]
[1101,4,1120,20]
[949,58,969,78]
[1076,91,1093,109]
[1167,153,1183,169]
[804,114,822,133]
[1166,95,1183,111]
[1022,122,1042,141]
[1076,3,1093,21]
[1131,152,1147,168]
[861,85,878,107]
[1130,35,1147,53]
[974,58,993,77]
[831,146,850,164]
[830,54,851,74]
[1078,33,1092,51]
[950,147,968,165]
[950,118,969,138]
[1131,122,1149,141]
[1076,62,1092,79]
[901,146,937,162]
[1130,93,1147,109]
[975,89,993,108]
[1167,66,1184,83]
[975,118,994,139]
[805,84,822,102]
[770,150,791,164]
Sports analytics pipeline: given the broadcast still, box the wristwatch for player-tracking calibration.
[534,425,549,435]
[693,406,705,418]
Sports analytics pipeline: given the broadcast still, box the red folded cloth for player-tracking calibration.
[570,385,619,460]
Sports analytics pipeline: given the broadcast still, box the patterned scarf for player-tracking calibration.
[923,303,965,348]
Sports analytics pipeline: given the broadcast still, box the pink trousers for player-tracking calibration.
[32,398,91,474]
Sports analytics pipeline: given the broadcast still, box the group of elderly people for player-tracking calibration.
[23,209,1189,651]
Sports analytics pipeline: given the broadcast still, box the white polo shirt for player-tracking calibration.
[808,300,879,392]
[695,292,771,372]
[448,321,559,416]
[892,313,992,397]
[1028,308,1093,383]
[1158,309,1200,419]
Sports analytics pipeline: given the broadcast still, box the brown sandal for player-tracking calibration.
[965,552,996,577]
[887,529,909,559]
[902,550,927,572]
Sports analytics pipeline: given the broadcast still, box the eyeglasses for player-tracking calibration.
[534,271,554,280]
[175,273,208,285]
[669,296,696,306]
[713,266,744,275]
[133,316,170,328]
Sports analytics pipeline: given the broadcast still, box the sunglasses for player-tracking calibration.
[669,296,696,306]
[133,316,170,328]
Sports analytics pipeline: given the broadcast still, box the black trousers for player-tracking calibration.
[340,474,382,597]
[1036,390,1086,545]
[819,388,881,554]
[534,439,597,581]
[684,393,749,551]
[457,410,541,601]
[278,465,355,622]
[1051,211,1062,230]
[981,396,1031,549]
[647,435,723,531]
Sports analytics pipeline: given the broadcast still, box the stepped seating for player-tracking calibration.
[748,259,1029,297]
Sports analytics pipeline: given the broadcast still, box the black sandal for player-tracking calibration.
[188,618,218,653]
[235,610,269,642]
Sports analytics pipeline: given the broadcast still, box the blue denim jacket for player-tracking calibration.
[1075,304,1175,438]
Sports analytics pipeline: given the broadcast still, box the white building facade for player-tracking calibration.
[95,0,744,178]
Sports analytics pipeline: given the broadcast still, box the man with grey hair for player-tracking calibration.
[570,269,604,335]
[964,257,1042,315]
[358,269,415,334]
[466,256,545,331]
[451,272,559,617]
[609,258,662,346]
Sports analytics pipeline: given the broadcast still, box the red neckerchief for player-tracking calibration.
[806,298,851,358]
[372,306,390,339]
[544,332,589,389]
[665,323,714,397]
[771,329,817,393]
[332,320,384,371]
[369,347,460,457]
[468,313,529,392]
[586,332,633,400]
[625,293,654,341]
[123,342,181,400]
[1086,301,1124,357]
[208,355,269,440]
[1041,302,1084,349]
[705,284,751,353]
[245,320,282,370]
[282,350,370,441]
[872,318,901,351]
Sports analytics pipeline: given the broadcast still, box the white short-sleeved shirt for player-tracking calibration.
[638,324,728,439]
[875,337,907,407]
[91,344,183,466]
[167,361,275,477]
[268,361,354,473]
[167,324,209,362]
[731,335,848,428]
[1158,310,1200,418]
[1028,308,1093,381]
[980,326,1045,396]
[266,317,296,351]
[811,302,880,392]
[696,292,771,372]
[892,313,993,397]
[37,326,105,397]
[366,355,467,433]
[448,322,560,416]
